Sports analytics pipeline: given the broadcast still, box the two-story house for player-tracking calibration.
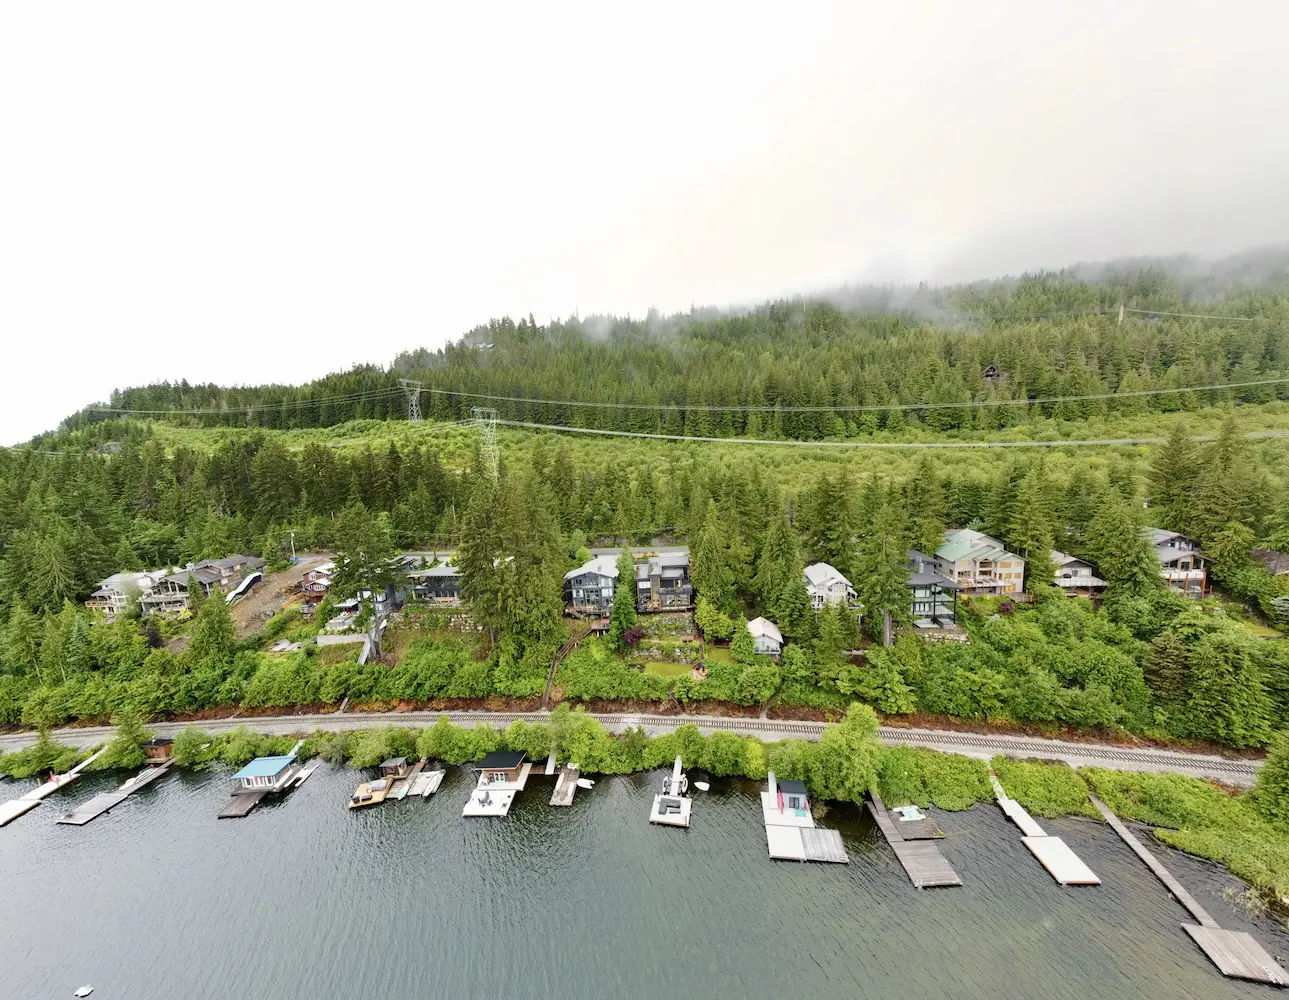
[564,554,620,615]
[1051,550,1107,595]
[634,548,693,612]
[1148,529,1209,598]
[915,528,1026,596]
[803,562,858,611]
[746,617,784,656]
[85,570,166,622]
[406,558,464,606]
[137,554,266,616]
[906,553,963,637]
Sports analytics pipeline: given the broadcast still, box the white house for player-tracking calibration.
[1147,529,1209,598]
[803,562,857,611]
[746,617,784,657]
[84,570,166,621]
[1051,551,1107,594]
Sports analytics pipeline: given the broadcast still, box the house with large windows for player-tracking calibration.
[634,548,693,612]
[1051,550,1107,595]
[803,562,858,611]
[913,528,1025,596]
[906,554,967,642]
[564,554,621,615]
[1148,529,1209,598]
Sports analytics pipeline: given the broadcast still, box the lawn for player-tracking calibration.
[1240,620,1283,639]
[703,647,735,665]
[639,661,693,678]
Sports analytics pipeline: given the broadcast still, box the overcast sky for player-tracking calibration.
[2,2,1287,444]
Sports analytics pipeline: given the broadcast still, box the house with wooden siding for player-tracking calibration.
[916,528,1025,596]
[1051,550,1107,595]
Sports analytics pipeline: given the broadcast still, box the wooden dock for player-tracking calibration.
[991,776,1099,885]
[1091,795,1288,986]
[57,763,172,826]
[867,793,961,888]
[0,748,106,827]
[410,769,444,797]
[218,790,269,818]
[550,765,579,806]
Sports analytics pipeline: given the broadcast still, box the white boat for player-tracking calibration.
[693,781,711,792]
[575,778,595,789]
[74,988,93,998]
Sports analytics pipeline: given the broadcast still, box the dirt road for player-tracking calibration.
[230,552,332,638]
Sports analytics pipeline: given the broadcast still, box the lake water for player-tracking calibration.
[2,765,1287,1000]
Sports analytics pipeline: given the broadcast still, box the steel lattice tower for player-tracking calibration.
[471,406,499,481]
[398,379,423,422]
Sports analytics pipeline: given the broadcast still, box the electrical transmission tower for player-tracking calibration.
[398,379,423,422]
[471,406,499,481]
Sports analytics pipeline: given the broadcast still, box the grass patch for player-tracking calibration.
[641,661,692,678]
[1239,620,1283,639]
[874,745,992,811]
[992,756,1097,818]
[703,646,735,665]
[1082,767,1289,901]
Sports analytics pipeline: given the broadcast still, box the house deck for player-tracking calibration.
[462,789,516,817]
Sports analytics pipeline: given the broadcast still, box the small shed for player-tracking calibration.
[141,737,174,763]
[474,751,527,783]
[379,757,411,779]
[230,755,297,792]
[778,779,809,812]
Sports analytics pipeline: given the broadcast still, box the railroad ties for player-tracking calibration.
[989,776,1099,886]
[57,763,173,826]
[866,792,961,888]
[1091,795,1287,987]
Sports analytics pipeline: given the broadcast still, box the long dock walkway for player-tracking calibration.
[1091,795,1287,986]
[57,762,172,826]
[0,748,106,827]
[867,793,961,888]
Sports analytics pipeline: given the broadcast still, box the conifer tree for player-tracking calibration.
[607,550,638,651]
[1085,494,1162,598]
[753,506,800,609]
[904,456,947,557]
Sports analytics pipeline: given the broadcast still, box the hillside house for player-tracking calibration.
[406,560,464,606]
[746,617,784,656]
[915,528,1025,596]
[1051,551,1107,595]
[906,554,966,641]
[564,554,620,615]
[299,562,334,594]
[633,548,692,612]
[137,554,266,616]
[1148,529,1209,598]
[803,562,858,611]
[85,570,166,621]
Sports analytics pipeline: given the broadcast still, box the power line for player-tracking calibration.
[492,418,1289,450]
[82,385,406,416]
[1123,307,1280,323]
[424,376,1289,413]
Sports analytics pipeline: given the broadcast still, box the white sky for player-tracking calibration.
[3,2,1288,444]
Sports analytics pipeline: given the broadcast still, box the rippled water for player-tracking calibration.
[2,766,1287,1000]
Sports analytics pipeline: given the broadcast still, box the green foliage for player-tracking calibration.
[0,728,83,778]
[89,710,152,771]
[607,550,638,652]
[694,597,734,641]
[1251,733,1289,827]
[873,745,992,811]
[347,726,418,768]
[171,725,217,768]
[730,618,756,665]
[991,756,1097,818]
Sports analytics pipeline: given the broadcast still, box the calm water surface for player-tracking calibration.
[2,766,1287,1000]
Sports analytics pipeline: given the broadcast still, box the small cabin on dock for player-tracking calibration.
[230,755,298,793]
[379,757,412,780]
[142,738,174,763]
[778,779,809,814]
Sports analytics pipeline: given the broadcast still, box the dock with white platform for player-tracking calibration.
[0,748,105,827]
[57,762,173,826]
[761,772,848,863]
[649,757,692,828]
[990,776,1100,885]
[463,751,531,817]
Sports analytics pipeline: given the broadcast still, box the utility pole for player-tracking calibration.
[471,406,499,482]
[398,379,423,423]
[1118,300,1125,325]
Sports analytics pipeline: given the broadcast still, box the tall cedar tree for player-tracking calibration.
[1085,493,1161,598]
[607,550,639,651]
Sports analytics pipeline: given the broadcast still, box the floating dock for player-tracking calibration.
[57,762,172,826]
[649,757,692,828]
[409,769,445,797]
[1091,795,1287,986]
[388,760,426,800]
[990,776,1099,885]
[550,765,580,806]
[463,752,531,817]
[218,742,305,818]
[867,792,961,888]
[0,748,105,827]
[761,772,848,863]
[218,791,269,818]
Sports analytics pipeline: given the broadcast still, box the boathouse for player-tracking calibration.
[474,751,527,785]
[379,757,413,780]
[230,755,299,793]
[142,738,174,763]
[761,772,847,863]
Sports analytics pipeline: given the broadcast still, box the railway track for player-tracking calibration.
[0,710,1259,782]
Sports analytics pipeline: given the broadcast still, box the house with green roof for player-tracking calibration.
[916,528,1026,597]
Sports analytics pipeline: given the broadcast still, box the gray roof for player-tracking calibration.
[202,554,265,572]
[803,562,852,590]
[407,562,461,578]
[747,617,783,644]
